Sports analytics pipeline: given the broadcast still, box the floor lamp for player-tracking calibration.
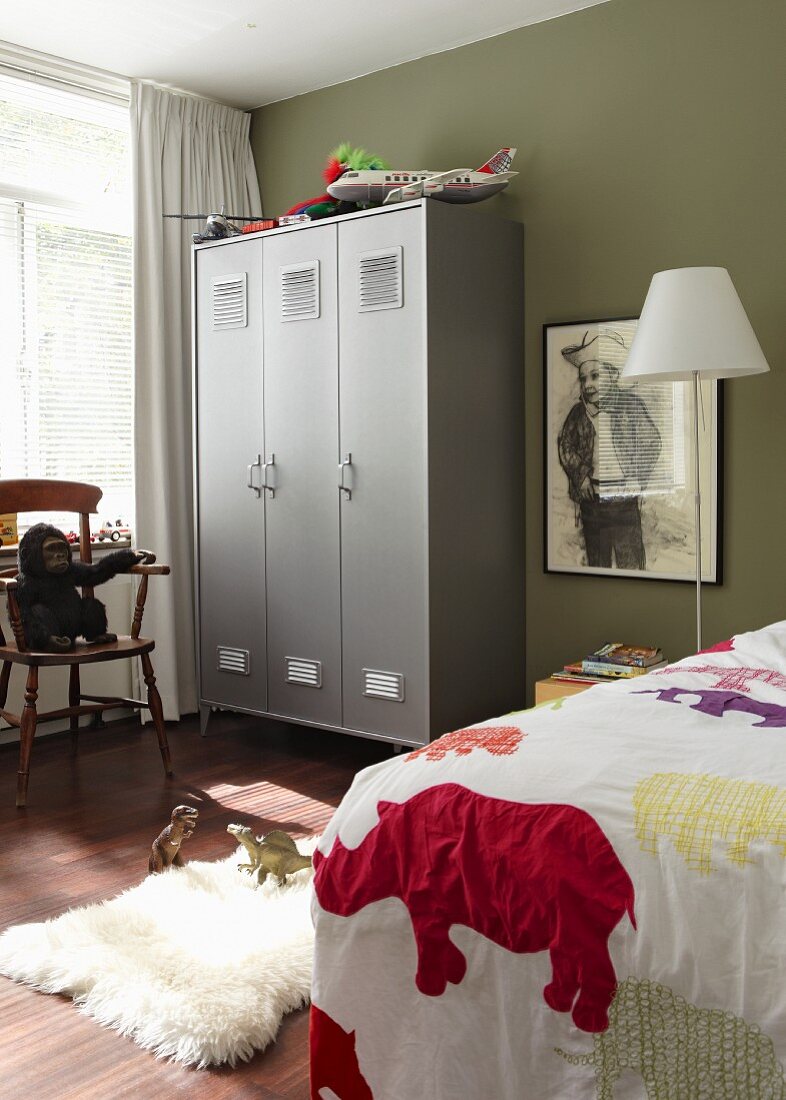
[622,267,769,653]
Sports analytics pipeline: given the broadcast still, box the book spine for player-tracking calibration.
[581,660,647,678]
[552,674,605,683]
[588,653,659,668]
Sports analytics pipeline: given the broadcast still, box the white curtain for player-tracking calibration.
[131,82,262,719]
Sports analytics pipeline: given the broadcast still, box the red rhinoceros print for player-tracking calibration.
[698,637,735,653]
[313,783,636,1033]
[310,1005,373,1100]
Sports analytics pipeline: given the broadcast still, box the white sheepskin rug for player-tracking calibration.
[0,839,318,1068]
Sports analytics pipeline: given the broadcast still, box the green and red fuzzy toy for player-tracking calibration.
[283,142,389,220]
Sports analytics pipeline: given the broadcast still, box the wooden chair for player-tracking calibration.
[0,479,173,807]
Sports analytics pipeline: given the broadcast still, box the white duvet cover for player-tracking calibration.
[310,622,786,1100]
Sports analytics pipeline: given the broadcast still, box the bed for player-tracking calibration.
[309,622,786,1099]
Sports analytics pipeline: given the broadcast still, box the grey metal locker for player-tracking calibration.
[193,199,524,748]
[195,239,267,713]
[338,208,429,742]
[423,202,525,736]
[262,225,342,726]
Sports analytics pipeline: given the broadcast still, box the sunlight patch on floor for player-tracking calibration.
[205,779,334,814]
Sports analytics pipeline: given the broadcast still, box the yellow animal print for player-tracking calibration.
[633,772,786,874]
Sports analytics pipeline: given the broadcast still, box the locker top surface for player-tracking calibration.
[193,199,425,251]
[193,198,521,251]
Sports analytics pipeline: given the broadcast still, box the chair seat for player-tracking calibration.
[0,635,155,666]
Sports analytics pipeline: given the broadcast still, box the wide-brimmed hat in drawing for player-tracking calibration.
[561,329,628,372]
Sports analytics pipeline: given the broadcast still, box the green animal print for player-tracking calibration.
[556,977,786,1100]
[505,696,566,716]
[533,696,567,711]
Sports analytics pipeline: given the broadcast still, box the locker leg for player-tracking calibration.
[200,704,212,737]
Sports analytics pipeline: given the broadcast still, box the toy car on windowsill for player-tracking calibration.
[96,518,131,543]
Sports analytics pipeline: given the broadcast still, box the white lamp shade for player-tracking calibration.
[622,267,770,382]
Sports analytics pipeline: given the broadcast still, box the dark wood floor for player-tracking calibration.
[0,711,391,1099]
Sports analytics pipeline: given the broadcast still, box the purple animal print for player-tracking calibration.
[638,687,786,727]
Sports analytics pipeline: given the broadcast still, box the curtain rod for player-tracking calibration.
[0,41,253,112]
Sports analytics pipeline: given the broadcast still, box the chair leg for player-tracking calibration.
[69,665,80,755]
[140,651,173,776]
[0,661,11,710]
[17,665,39,808]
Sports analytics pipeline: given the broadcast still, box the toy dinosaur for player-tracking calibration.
[227,824,312,886]
[148,805,199,873]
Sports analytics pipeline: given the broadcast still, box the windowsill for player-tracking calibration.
[0,538,132,560]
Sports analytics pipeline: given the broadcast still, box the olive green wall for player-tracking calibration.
[250,0,785,699]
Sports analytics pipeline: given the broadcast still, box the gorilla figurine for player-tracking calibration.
[16,523,144,652]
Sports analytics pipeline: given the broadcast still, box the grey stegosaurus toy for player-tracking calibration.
[227,824,312,887]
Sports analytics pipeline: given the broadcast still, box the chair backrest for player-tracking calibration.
[0,479,103,574]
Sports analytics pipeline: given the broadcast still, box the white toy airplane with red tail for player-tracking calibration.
[326,147,518,206]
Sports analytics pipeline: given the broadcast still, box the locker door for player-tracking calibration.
[263,225,342,725]
[338,208,429,743]
[196,239,267,711]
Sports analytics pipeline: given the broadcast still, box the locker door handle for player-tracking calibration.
[247,454,262,497]
[262,454,277,498]
[339,453,353,500]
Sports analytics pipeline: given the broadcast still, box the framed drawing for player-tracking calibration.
[544,318,723,583]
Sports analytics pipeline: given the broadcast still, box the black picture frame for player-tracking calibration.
[543,318,724,584]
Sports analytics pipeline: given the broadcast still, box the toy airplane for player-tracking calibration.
[163,206,263,243]
[327,148,517,206]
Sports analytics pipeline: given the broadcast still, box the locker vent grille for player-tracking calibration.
[358,247,403,312]
[362,668,405,702]
[281,261,320,321]
[216,646,250,675]
[211,273,247,329]
[285,656,323,688]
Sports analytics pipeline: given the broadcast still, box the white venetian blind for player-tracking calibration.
[590,324,685,500]
[0,68,132,534]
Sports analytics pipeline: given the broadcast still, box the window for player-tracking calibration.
[0,70,132,536]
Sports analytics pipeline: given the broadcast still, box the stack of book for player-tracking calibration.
[553,643,668,684]
[0,513,18,548]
